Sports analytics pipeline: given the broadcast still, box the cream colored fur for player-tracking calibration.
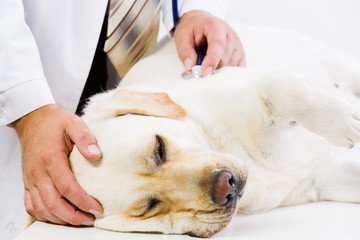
[69,24,360,237]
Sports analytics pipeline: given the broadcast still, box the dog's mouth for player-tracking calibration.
[182,170,246,238]
[186,204,238,238]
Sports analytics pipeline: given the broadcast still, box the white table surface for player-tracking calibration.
[16,202,360,240]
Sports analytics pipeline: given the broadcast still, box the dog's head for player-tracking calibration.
[70,88,247,237]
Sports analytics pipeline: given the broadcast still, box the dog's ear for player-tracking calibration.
[112,89,186,119]
[83,88,186,122]
[112,89,185,119]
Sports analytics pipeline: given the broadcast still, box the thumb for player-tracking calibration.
[67,116,102,161]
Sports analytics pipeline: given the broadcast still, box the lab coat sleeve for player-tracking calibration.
[0,0,55,127]
[161,0,229,32]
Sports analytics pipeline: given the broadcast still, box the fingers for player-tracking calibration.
[200,27,226,73]
[24,151,101,225]
[202,27,245,74]
[227,43,247,68]
[66,116,102,161]
[174,10,247,77]
[25,179,96,226]
[239,58,246,67]
[174,28,198,70]
[45,152,103,217]
[36,177,95,225]
[25,189,47,223]
[26,187,67,225]
[217,41,233,69]
[200,29,226,76]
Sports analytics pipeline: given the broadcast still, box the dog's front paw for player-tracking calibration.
[330,106,360,148]
[256,71,360,148]
[302,97,360,148]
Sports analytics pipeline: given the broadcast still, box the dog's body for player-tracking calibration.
[70,24,360,237]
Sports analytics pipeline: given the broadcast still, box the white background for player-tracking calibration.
[158,0,360,60]
[227,0,360,60]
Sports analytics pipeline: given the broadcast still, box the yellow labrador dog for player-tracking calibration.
[70,24,360,237]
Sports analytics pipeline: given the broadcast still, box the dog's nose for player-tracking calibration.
[212,170,239,206]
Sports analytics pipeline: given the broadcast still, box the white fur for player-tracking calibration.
[70,24,360,236]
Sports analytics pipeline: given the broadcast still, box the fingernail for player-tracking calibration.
[88,145,101,155]
[82,221,94,226]
[89,209,101,217]
[204,67,213,76]
[184,58,192,70]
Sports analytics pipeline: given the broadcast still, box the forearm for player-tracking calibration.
[0,0,54,127]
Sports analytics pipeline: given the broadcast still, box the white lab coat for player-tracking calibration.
[0,0,227,239]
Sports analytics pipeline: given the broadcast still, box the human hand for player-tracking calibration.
[174,10,246,76]
[11,104,103,226]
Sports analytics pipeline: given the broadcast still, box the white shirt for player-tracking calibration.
[0,0,228,239]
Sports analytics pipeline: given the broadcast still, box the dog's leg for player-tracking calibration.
[315,156,360,203]
[257,71,360,148]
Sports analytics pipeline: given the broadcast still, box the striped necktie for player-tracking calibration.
[104,0,161,79]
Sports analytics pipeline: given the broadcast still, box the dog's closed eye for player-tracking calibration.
[147,198,161,212]
[154,135,166,165]
[129,196,162,218]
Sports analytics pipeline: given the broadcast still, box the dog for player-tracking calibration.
[69,23,360,237]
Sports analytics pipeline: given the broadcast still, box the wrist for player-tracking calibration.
[10,104,57,134]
